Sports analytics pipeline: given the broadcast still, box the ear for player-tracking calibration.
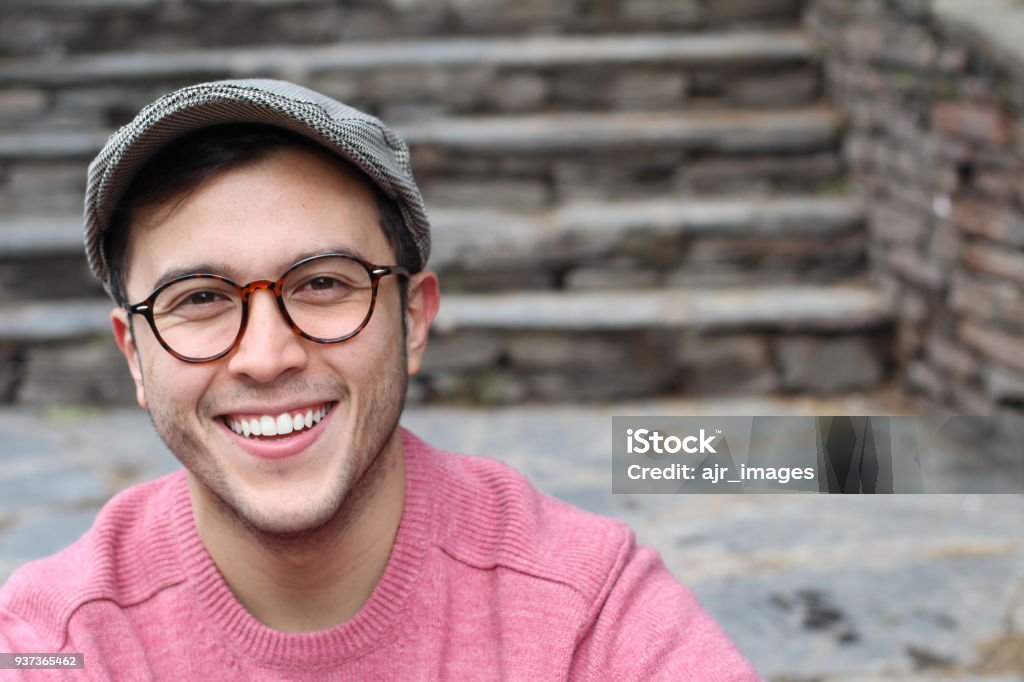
[110,307,148,409]
[404,271,440,377]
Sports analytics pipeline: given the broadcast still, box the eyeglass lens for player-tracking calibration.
[149,256,374,360]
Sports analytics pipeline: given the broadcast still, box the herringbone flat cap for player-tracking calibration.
[84,78,431,296]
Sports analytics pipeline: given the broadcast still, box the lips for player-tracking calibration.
[222,402,334,439]
[218,401,338,460]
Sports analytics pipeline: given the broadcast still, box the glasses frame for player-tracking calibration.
[126,252,410,364]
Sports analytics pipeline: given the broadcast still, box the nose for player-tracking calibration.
[226,287,308,383]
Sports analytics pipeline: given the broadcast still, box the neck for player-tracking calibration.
[187,431,406,632]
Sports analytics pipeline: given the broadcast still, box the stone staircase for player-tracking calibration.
[0,0,895,406]
[0,0,807,55]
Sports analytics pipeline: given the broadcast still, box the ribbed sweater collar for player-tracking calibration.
[168,428,436,668]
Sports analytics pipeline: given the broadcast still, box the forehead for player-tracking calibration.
[124,146,389,293]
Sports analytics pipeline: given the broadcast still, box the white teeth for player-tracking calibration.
[228,403,331,439]
[261,415,277,437]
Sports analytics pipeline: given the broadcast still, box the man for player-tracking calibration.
[0,79,759,679]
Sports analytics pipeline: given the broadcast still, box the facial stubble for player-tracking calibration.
[140,337,409,550]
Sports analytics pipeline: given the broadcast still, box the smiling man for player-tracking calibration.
[0,79,760,679]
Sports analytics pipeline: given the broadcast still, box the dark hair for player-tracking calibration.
[104,123,421,314]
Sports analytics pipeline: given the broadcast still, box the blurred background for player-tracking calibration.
[0,0,1022,677]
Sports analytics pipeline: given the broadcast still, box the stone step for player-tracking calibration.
[2,32,813,86]
[0,32,816,130]
[401,108,837,153]
[409,108,843,204]
[432,285,892,333]
[0,216,100,301]
[0,196,865,300]
[0,107,843,215]
[0,284,895,405]
[433,196,865,289]
[1,0,805,57]
[0,300,112,343]
[0,109,839,160]
[0,131,110,161]
[0,215,83,257]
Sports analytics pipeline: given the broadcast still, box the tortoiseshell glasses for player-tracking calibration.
[126,253,409,363]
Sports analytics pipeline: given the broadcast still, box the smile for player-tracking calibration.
[221,402,335,440]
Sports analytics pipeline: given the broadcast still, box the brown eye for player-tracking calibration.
[185,291,224,305]
[309,277,340,291]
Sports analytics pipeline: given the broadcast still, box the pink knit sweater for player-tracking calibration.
[0,429,760,680]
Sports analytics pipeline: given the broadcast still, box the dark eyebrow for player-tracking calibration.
[287,245,370,267]
[147,246,373,294]
[150,262,239,293]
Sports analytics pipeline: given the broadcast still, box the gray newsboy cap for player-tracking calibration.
[84,78,431,297]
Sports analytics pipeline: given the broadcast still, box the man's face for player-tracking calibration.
[110,146,435,538]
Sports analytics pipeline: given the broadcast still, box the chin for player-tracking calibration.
[213,478,351,540]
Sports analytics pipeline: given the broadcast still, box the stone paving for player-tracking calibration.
[0,394,1022,680]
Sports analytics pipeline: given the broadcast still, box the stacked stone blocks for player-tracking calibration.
[1,0,806,56]
[0,0,898,405]
[807,0,1024,415]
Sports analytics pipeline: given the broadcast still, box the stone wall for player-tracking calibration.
[807,0,1024,415]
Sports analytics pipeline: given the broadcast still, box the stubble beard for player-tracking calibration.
[143,345,409,548]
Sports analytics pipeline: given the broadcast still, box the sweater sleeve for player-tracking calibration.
[0,606,77,682]
[568,531,763,682]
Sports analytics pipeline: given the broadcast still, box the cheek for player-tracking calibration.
[321,345,378,389]
[345,302,405,366]
[321,324,405,389]
[138,344,216,414]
